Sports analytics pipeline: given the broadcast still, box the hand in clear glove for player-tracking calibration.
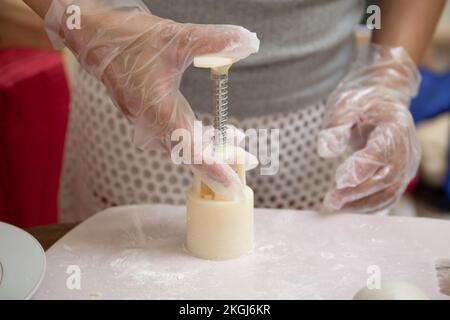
[318,44,422,213]
[44,0,259,200]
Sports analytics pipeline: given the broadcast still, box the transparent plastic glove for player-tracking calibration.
[190,125,259,198]
[318,44,421,213]
[44,0,259,200]
[199,125,259,171]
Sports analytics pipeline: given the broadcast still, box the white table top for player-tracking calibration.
[34,204,450,299]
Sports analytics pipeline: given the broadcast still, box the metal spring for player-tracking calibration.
[212,73,228,147]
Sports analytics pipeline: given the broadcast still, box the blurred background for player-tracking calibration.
[1,0,450,226]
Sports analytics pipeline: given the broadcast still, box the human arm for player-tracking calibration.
[318,0,445,212]
[23,0,260,200]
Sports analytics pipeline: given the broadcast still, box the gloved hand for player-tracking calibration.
[44,0,259,200]
[318,44,422,213]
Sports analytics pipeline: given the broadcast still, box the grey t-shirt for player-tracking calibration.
[144,0,365,118]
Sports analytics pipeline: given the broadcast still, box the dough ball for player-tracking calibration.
[353,281,429,300]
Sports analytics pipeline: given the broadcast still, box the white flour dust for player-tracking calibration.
[109,249,190,287]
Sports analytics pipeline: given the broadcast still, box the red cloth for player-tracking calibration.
[406,175,419,192]
[0,48,69,227]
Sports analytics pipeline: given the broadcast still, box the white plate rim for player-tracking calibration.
[0,221,46,300]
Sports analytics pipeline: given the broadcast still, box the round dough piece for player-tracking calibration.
[353,281,429,300]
